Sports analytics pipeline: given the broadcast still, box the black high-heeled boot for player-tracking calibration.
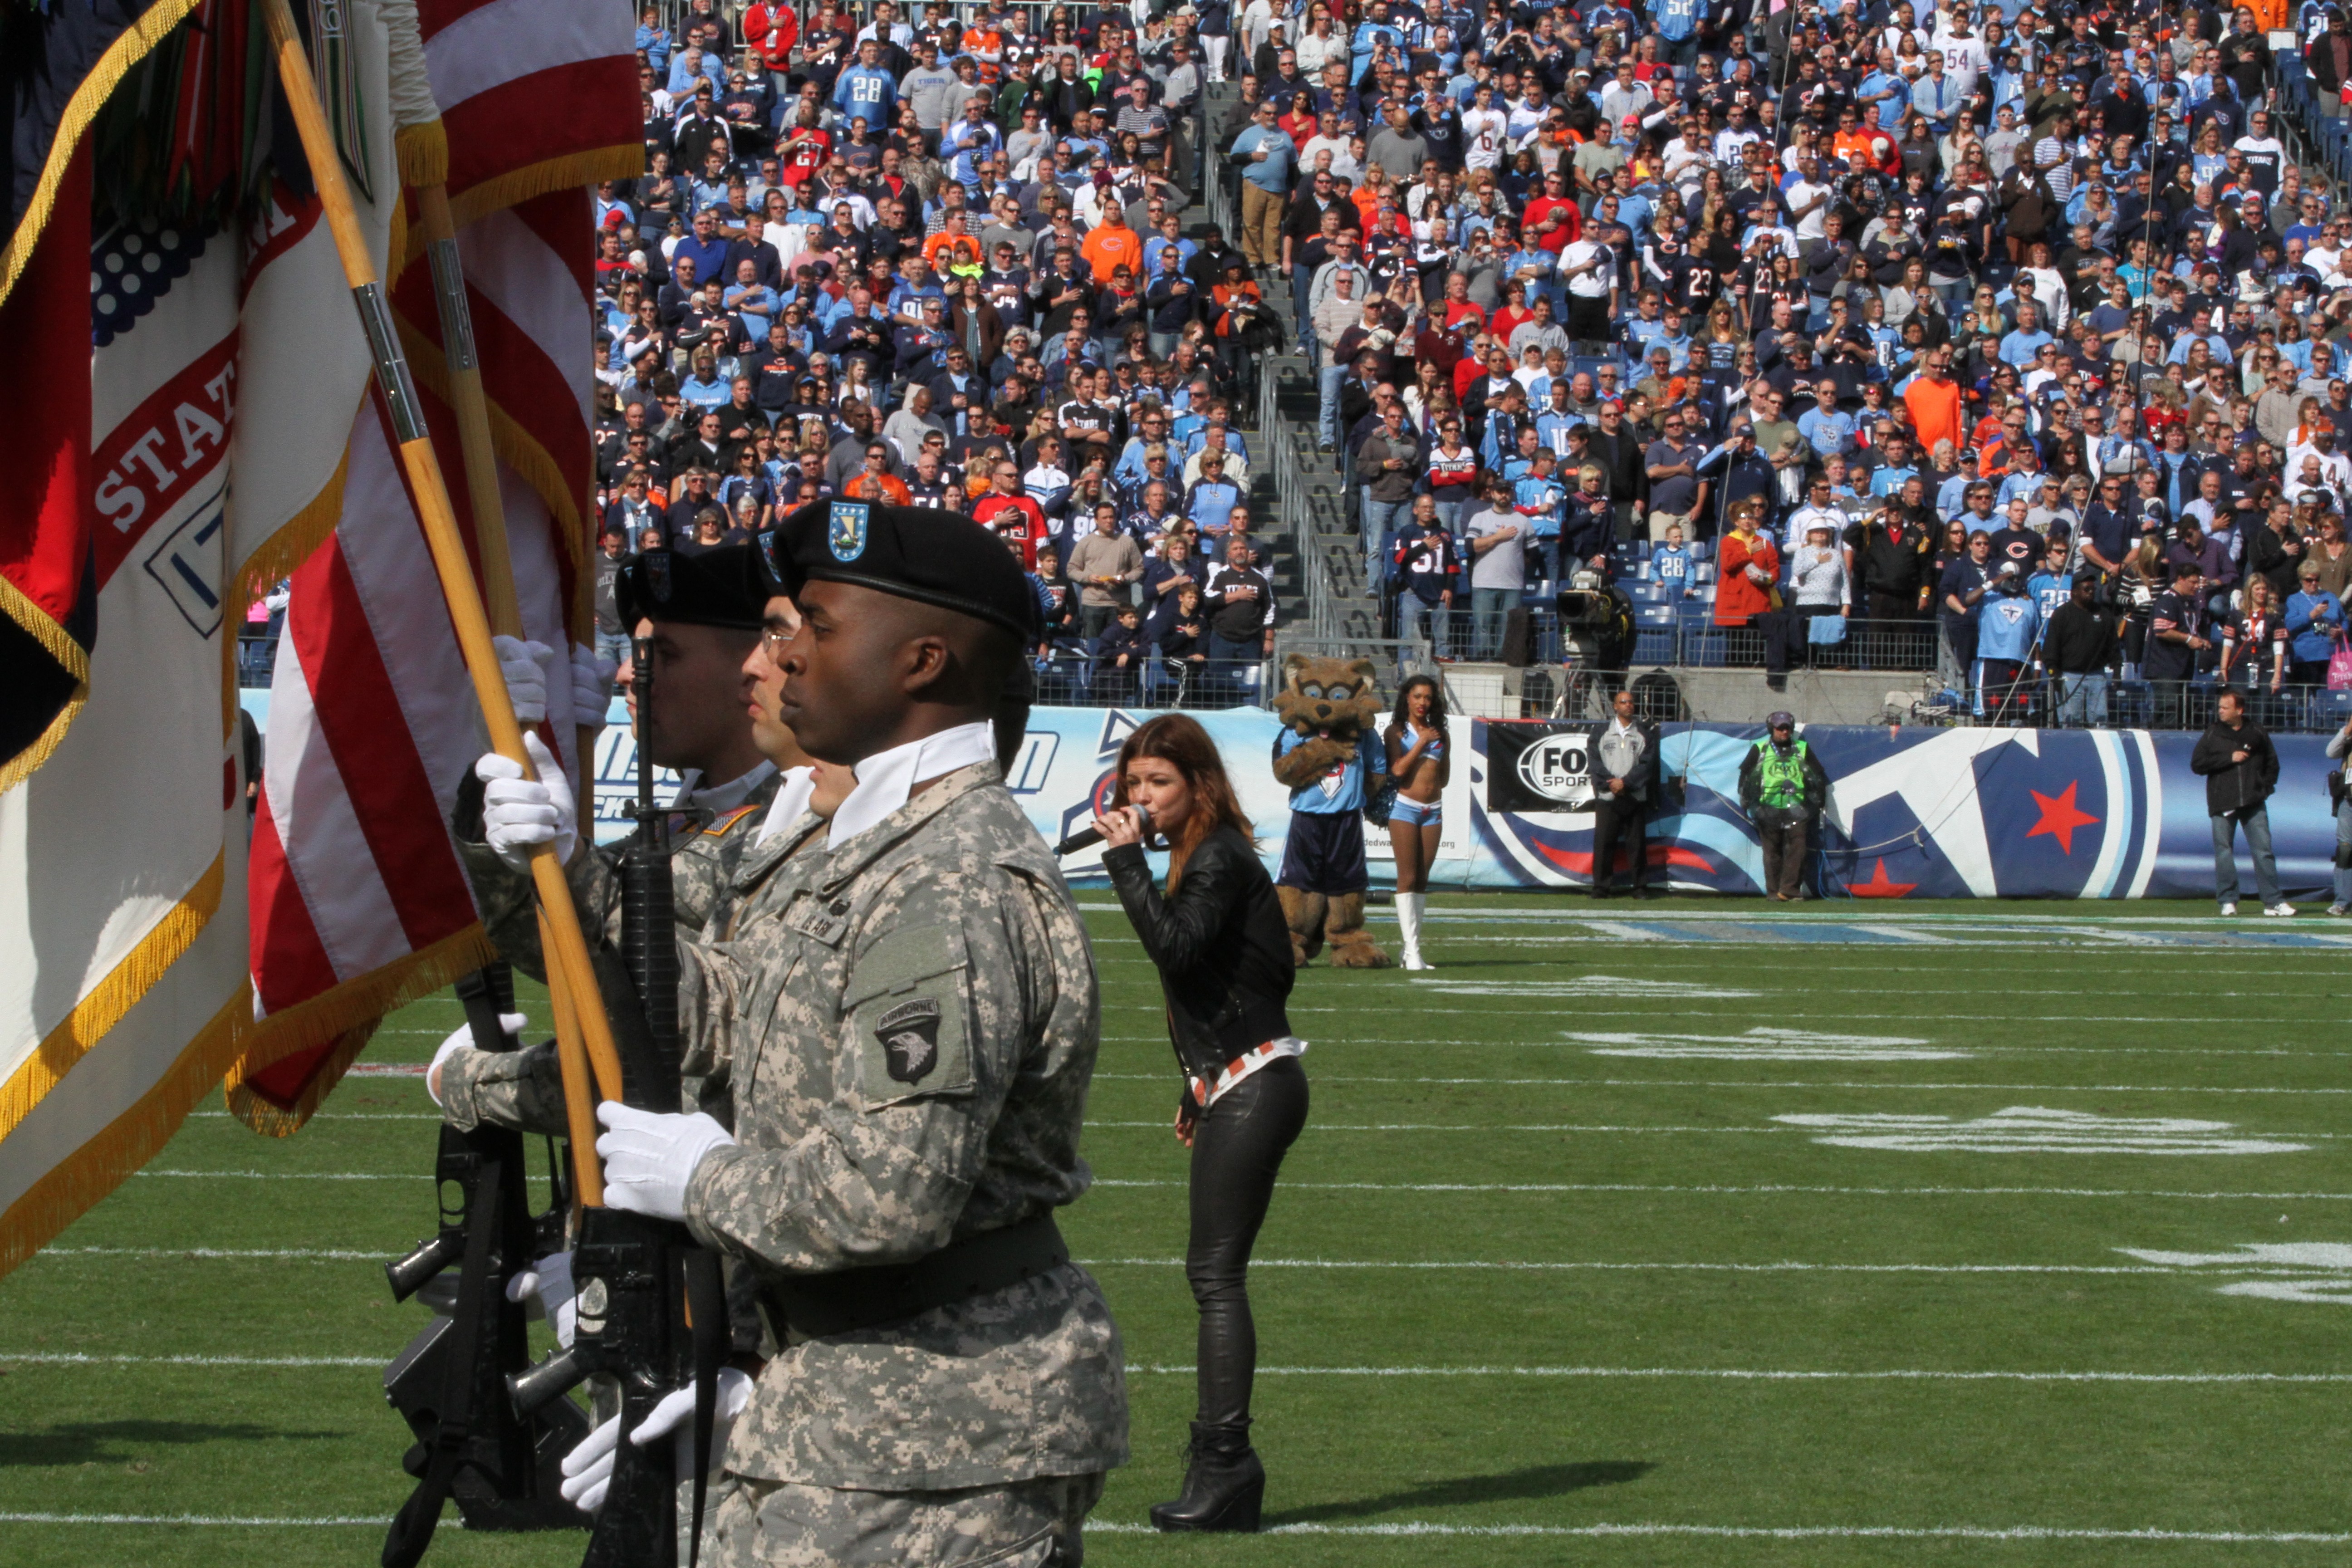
[1149,1420,1265,1532]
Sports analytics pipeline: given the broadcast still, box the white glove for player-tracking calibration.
[475,733,577,871]
[425,1011,527,1106]
[504,1249,576,1348]
[559,1367,753,1514]
[595,1102,737,1223]
[571,643,620,733]
[494,635,559,726]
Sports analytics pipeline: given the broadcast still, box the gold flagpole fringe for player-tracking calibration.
[394,119,449,189]
[230,924,495,1094]
[0,986,248,1284]
[0,0,206,314]
[0,853,225,1144]
[391,146,644,277]
[225,923,494,1134]
[0,573,95,797]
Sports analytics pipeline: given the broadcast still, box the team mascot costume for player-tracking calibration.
[1269,655,1392,967]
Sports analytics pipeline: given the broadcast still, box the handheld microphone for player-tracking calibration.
[1054,803,1150,856]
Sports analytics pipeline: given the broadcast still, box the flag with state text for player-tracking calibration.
[0,0,406,1278]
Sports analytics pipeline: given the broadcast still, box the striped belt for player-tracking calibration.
[1189,1037,1308,1109]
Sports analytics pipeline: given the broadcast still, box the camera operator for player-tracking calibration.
[1093,714,1306,1535]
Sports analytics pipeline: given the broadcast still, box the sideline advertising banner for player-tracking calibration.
[237,695,2349,901]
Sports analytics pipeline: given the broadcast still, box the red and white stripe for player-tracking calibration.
[418,0,638,209]
[248,201,591,1026]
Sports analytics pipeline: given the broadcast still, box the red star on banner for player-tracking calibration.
[1848,858,1918,898]
[2025,780,2099,856]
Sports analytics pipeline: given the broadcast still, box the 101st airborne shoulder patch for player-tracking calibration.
[874,997,942,1083]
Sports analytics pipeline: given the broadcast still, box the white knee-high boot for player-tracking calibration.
[1397,892,1427,969]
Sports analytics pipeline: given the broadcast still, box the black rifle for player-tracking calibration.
[507,631,726,1568]
[382,963,589,1567]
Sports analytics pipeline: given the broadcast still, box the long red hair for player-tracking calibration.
[1111,714,1253,893]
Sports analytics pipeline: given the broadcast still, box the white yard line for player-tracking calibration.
[13,1352,2342,1386]
[1090,1073,2352,1096]
[1084,1258,2233,1276]
[1087,1522,2352,1543]
[0,1514,388,1527]
[7,1514,2342,1543]
[35,1247,381,1260]
[1129,1364,2352,1384]
[25,1248,2261,1277]
[1091,1179,2352,1200]
[0,1352,381,1367]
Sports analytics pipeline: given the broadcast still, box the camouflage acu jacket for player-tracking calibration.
[444,768,783,1129]
[676,760,1127,1490]
[446,760,1128,1492]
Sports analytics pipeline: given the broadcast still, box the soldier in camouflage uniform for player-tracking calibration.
[448,500,1127,1566]
[449,544,802,1365]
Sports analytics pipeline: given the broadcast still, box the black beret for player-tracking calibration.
[756,499,1038,641]
[615,544,766,631]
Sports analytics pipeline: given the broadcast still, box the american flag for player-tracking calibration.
[228,0,638,1132]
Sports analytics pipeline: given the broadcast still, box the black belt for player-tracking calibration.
[760,1215,1070,1339]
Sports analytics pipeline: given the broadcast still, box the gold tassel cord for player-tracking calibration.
[0,853,226,1145]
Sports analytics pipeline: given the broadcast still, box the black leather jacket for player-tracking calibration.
[1102,824,1295,1092]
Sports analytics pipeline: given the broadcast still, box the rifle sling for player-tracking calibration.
[758,1215,1068,1339]
[685,1249,726,1568]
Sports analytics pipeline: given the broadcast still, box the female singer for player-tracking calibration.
[1094,714,1306,1534]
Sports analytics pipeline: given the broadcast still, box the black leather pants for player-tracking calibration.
[1185,1056,1309,1429]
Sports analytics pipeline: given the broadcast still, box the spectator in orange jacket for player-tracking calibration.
[1079,203,1145,284]
[1715,497,1782,629]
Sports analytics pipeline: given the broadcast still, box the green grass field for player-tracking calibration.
[6,895,2352,1566]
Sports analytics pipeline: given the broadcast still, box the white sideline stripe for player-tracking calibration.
[1092,1179,2352,1200]
[1130,1364,2352,1384]
[1091,1074,2352,1096]
[0,1352,380,1367]
[0,1514,387,1527]
[10,1515,2344,1544]
[1087,1522,2352,1543]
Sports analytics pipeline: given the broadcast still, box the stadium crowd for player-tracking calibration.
[556,0,2352,727]
[583,0,1294,707]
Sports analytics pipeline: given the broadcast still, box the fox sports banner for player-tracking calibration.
[237,695,2347,901]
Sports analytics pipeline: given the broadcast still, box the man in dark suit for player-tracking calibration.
[1588,686,1661,898]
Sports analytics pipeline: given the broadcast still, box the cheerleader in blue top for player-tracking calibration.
[1383,674,1450,970]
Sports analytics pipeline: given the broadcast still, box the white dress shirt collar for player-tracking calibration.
[824,719,999,848]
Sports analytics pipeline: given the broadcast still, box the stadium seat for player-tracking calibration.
[1695,562,1717,584]
[1625,558,1652,580]
[1688,541,1711,562]
[1634,603,1675,627]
